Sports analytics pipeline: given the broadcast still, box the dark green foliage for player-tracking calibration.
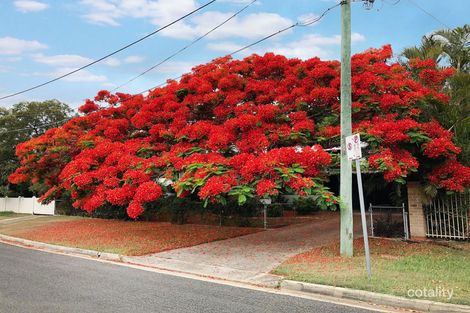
[401,24,470,166]
[292,197,321,215]
[0,100,73,196]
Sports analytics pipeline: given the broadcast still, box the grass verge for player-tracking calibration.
[273,238,470,306]
[0,212,30,220]
[0,216,261,256]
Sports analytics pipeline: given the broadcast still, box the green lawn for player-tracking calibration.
[274,238,470,306]
[0,212,30,220]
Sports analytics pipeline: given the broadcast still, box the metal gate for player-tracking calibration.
[425,193,469,240]
[369,204,409,240]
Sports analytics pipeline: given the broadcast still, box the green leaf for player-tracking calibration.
[238,194,247,205]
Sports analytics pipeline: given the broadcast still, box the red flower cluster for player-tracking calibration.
[428,160,470,192]
[369,148,419,182]
[9,45,469,218]
[256,179,278,197]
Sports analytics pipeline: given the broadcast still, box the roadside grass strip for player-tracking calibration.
[274,238,470,306]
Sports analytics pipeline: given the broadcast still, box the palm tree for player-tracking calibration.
[401,24,470,73]
[402,36,444,63]
[434,24,470,72]
[401,24,470,165]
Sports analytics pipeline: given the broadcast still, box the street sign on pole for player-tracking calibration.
[345,133,372,280]
[346,133,362,161]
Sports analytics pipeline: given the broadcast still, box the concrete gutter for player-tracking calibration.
[0,233,280,287]
[0,234,122,262]
[1,233,469,313]
[281,280,470,313]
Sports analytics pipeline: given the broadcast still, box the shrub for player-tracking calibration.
[292,197,321,215]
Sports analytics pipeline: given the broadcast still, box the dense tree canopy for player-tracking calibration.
[8,46,470,219]
[0,100,72,196]
[402,24,470,166]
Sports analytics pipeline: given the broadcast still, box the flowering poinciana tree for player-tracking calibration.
[9,46,470,219]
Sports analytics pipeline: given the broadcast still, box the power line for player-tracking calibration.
[112,0,258,92]
[299,1,344,26]
[383,0,400,5]
[0,0,217,101]
[230,2,343,55]
[115,1,341,92]
[407,0,450,29]
[0,1,341,135]
[116,2,341,100]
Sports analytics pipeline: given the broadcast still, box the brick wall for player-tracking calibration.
[407,182,427,240]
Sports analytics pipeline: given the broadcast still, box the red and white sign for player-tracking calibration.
[346,134,362,160]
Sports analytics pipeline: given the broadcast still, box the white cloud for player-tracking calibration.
[268,32,365,60]
[0,37,47,55]
[218,0,258,3]
[79,0,197,26]
[160,12,293,40]
[0,65,10,73]
[102,82,118,88]
[124,55,145,63]
[352,33,367,42]
[155,61,195,74]
[31,53,147,68]
[297,13,319,24]
[78,1,292,41]
[1,56,22,62]
[104,57,121,66]
[32,53,92,67]
[209,32,366,60]
[14,0,48,12]
[48,67,107,82]
[206,41,244,53]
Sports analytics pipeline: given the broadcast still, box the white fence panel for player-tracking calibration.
[5,197,23,213]
[33,200,55,215]
[0,197,55,215]
[18,197,34,214]
[0,198,6,212]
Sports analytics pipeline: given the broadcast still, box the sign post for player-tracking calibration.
[346,134,372,280]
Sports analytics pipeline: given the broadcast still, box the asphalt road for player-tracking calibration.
[0,243,377,313]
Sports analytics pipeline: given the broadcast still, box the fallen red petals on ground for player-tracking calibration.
[14,219,261,256]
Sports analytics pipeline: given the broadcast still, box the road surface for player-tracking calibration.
[0,243,378,313]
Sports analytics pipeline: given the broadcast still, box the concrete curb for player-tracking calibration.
[0,234,122,262]
[2,233,469,313]
[281,280,470,313]
[0,234,281,287]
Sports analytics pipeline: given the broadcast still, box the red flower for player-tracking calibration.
[127,201,144,219]
[428,160,470,192]
[256,179,278,197]
[134,181,163,203]
[198,175,236,200]
[8,46,469,219]
[423,138,461,158]
[106,185,135,206]
[79,99,99,114]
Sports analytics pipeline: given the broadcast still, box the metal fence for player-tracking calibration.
[369,204,409,240]
[425,193,469,240]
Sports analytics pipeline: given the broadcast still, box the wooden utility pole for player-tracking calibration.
[340,0,353,257]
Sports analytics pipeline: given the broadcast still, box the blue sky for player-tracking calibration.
[0,0,468,109]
